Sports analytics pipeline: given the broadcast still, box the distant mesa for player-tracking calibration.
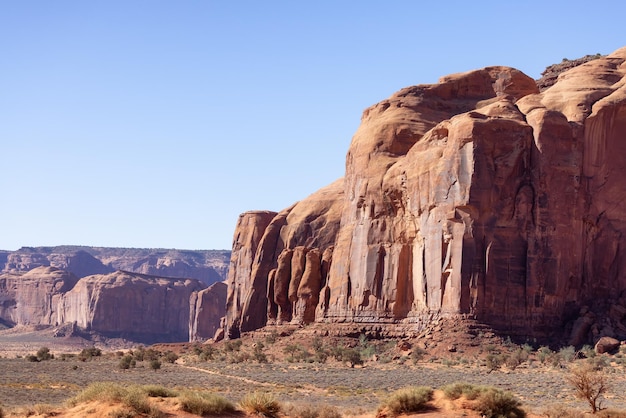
[0,246,230,344]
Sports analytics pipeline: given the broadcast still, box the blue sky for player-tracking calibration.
[1,1,624,251]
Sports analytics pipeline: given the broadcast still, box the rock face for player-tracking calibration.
[1,246,230,285]
[190,281,227,341]
[57,271,205,343]
[0,267,79,327]
[225,47,626,344]
[0,267,219,343]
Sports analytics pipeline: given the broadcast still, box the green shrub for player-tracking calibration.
[119,354,136,369]
[149,359,161,371]
[164,351,178,363]
[239,392,282,418]
[379,386,433,415]
[79,346,102,360]
[485,353,505,371]
[141,385,177,398]
[475,387,525,418]
[285,403,342,418]
[179,390,236,416]
[36,346,53,361]
[224,339,242,352]
[441,382,484,400]
[559,346,576,363]
[411,347,426,364]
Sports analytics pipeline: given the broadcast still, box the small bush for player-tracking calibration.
[179,390,236,415]
[559,346,576,363]
[285,403,342,418]
[542,404,584,418]
[411,347,426,364]
[485,353,505,371]
[36,346,53,361]
[240,392,282,418]
[150,359,161,371]
[224,339,242,352]
[141,385,177,398]
[475,387,525,418]
[119,355,136,370]
[379,386,433,415]
[567,364,609,413]
[441,382,484,401]
[79,346,102,360]
[163,351,178,363]
[26,354,39,362]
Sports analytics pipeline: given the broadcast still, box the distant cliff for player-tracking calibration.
[0,246,230,343]
[1,246,230,286]
[224,46,626,346]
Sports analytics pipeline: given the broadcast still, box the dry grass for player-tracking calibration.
[178,390,236,415]
[239,392,281,418]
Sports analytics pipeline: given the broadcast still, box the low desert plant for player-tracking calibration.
[149,359,161,371]
[178,390,236,416]
[542,404,584,418]
[36,346,53,361]
[163,351,178,363]
[410,347,426,364]
[559,346,577,363]
[379,386,433,415]
[567,364,609,413]
[239,392,282,418]
[474,387,525,418]
[79,346,102,360]
[119,354,136,369]
[441,382,484,401]
[141,385,177,398]
[285,403,342,418]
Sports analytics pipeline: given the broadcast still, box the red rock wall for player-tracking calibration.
[225,47,626,342]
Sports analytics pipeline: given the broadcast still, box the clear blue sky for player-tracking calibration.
[1,1,624,251]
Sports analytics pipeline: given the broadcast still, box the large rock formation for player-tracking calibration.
[0,267,219,343]
[0,267,79,327]
[189,281,227,341]
[57,271,205,343]
[225,47,626,344]
[1,246,230,285]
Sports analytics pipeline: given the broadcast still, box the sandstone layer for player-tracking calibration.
[225,47,626,345]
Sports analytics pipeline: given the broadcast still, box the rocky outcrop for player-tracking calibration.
[0,267,79,327]
[224,47,626,344]
[57,271,205,343]
[1,246,230,285]
[0,266,223,343]
[225,180,344,336]
[190,281,227,341]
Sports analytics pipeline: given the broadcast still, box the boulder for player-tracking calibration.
[595,336,621,354]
